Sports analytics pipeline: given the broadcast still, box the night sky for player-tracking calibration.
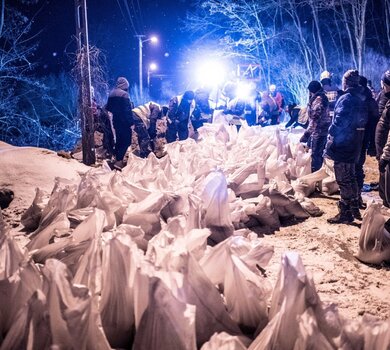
[23,0,191,86]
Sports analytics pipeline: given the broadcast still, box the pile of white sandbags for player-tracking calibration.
[1,124,387,349]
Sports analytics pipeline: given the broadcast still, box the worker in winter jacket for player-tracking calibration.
[269,84,284,123]
[300,80,330,172]
[355,75,379,208]
[375,70,390,207]
[258,91,279,126]
[132,102,165,158]
[105,77,134,167]
[166,91,196,143]
[324,70,368,224]
[320,71,343,119]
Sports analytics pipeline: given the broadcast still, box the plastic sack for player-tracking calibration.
[133,277,197,350]
[356,200,390,264]
[250,252,328,350]
[200,171,234,244]
[122,191,173,240]
[321,176,339,195]
[200,332,247,350]
[20,187,49,231]
[224,254,271,329]
[42,259,110,350]
[177,252,242,347]
[0,262,42,339]
[100,232,139,348]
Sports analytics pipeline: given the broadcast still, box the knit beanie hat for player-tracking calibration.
[382,70,390,86]
[183,90,195,100]
[343,70,360,87]
[307,80,322,94]
[116,77,129,90]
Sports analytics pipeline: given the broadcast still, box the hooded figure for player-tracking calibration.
[324,69,369,224]
[375,70,390,207]
[106,77,134,166]
[166,91,196,143]
[354,75,379,208]
[300,80,330,172]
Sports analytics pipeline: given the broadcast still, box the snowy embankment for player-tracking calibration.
[0,124,389,349]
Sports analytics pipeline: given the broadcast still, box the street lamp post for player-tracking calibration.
[135,35,158,100]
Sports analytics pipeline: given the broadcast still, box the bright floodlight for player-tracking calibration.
[149,62,158,71]
[196,61,226,86]
[150,36,158,44]
[236,81,255,100]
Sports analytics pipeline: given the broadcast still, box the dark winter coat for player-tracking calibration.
[300,90,330,142]
[106,88,134,129]
[167,96,195,124]
[361,87,379,156]
[324,86,368,163]
[376,91,390,160]
[377,90,390,117]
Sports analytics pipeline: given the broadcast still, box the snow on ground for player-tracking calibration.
[0,140,389,323]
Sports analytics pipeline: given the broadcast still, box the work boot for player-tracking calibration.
[358,195,367,209]
[350,199,362,220]
[327,200,354,224]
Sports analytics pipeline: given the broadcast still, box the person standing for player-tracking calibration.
[166,91,196,143]
[269,84,285,124]
[299,80,330,172]
[132,102,164,158]
[355,75,379,208]
[324,70,368,224]
[320,70,342,120]
[375,70,390,206]
[105,77,134,168]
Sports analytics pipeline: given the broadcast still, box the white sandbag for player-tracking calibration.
[0,262,42,338]
[20,187,49,231]
[0,223,25,279]
[293,308,335,350]
[293,167,328,198]
[321,176,339,195]
[100,232,139,348]
[0,290,50,350]
[133,277,197,350]
[176,253,242,347]
[123,192,173,240]
[356,200,390,265]
[200,171,234,243]
[250,252,327,350]
[26,212,70,251]
[42,259,111,350]
[37,177,78,232]
[200,332,247,350]
[243,195,281,232]
[224,254,271,329]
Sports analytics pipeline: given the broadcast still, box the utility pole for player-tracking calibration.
[75,0,95,165]
[135,34,145,100]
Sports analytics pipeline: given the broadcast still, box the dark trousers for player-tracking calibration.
[379,166,390,207]
[166,120,189,143]
[310,135,327,172]
[334,161,359,202]
[355,148,366,193]
[114,124,132,161]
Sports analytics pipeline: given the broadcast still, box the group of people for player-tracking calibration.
[94,77,214,169]
[300,69,390,225]
[94,70,390,227]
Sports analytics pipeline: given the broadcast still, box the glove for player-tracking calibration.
[379,158,389,173]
